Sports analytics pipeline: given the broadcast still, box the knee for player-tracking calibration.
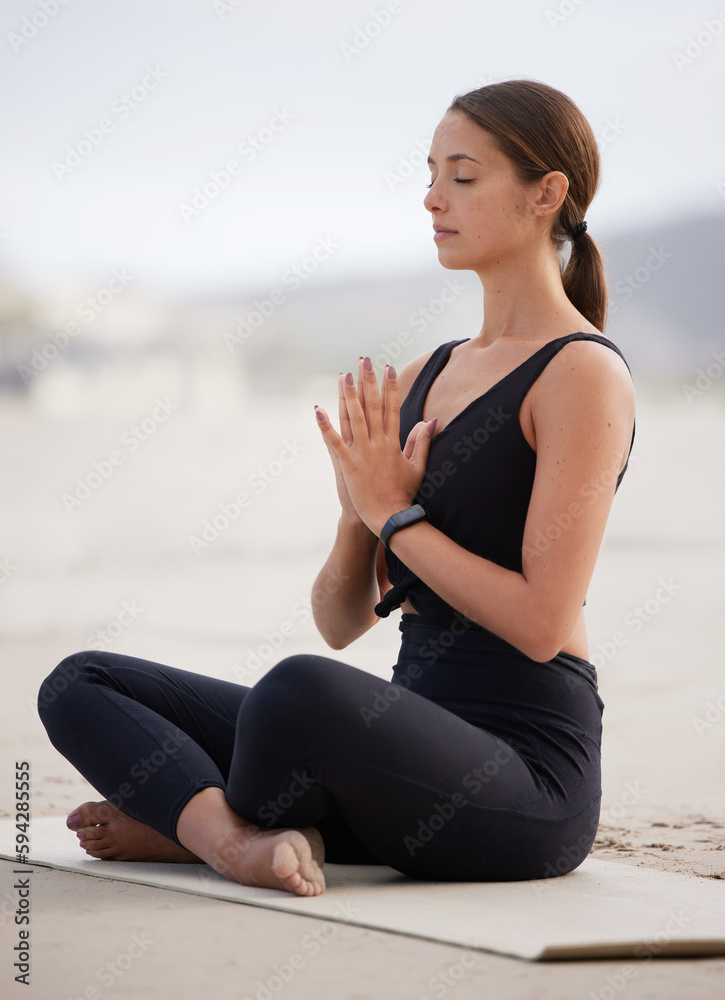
[248,654,343,720]
[37,650,101,725]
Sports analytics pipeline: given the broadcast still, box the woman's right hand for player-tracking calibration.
[320,372,368,527]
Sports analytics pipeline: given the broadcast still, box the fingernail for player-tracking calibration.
[388,366,397,379]
[315,407,325,423]
[67,814,81,829]
[363,356,373,372]
[345,372,354,386]
[427,418,438,435]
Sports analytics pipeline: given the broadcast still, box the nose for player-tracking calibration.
[423,180,444,214]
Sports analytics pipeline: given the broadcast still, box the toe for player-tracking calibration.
[77,824,106,842]
[68,800,116,830]
[85,845,119,860]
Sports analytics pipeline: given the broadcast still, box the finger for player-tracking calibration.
[403,420,428,460]
[338,374,354,446]
[341,369,368,441]
[359,355,383,437]
[314,405,347,455]
[356,356,367,422]
[408,419,437,473]
[382,363,400,437]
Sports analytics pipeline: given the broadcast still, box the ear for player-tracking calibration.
[531,170,569,220]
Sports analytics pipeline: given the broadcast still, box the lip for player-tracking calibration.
[433,226,458,242]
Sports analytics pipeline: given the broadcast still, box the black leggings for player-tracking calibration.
[38,618,604,882]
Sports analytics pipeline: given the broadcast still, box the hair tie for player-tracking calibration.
[571,220,588,241]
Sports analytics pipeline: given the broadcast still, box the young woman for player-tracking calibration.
[38,79,635,898]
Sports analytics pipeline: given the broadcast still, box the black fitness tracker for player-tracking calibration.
[379,504,427,549]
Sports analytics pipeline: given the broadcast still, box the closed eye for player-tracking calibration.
[426,178,474,188]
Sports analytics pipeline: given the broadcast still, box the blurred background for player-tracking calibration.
[0,0,723,822]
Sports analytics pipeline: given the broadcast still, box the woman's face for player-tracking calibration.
[424,110,540,271]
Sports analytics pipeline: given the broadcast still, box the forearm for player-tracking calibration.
[312,516,381,649]
[386,521,570,662]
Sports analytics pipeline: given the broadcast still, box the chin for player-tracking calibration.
[435,250,474,271]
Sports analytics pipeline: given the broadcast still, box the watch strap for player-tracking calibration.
[379,504,427,549]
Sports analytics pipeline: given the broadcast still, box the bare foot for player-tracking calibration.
[176,787,326,897]
[67,801,202,863]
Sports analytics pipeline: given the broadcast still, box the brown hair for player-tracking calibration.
[448,79,607,331]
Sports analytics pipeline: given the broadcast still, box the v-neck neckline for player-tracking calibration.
[418,334,594,436]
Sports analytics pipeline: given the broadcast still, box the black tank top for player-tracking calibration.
[375,333,636,623]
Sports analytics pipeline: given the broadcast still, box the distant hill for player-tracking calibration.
[195,211,724,384]
[1,212,722,394]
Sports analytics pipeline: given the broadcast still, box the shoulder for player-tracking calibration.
[534,337,634,411]
[529,337,635,458]
[396,347,437,404]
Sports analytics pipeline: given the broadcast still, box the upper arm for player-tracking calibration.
[521,341,635,633]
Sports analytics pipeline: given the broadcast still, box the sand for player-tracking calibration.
[1,385,723,998]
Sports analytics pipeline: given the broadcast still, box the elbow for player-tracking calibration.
[323,634,350,652]
[516,617,571,664]
[312,610,355,651]
[520,638,562,664]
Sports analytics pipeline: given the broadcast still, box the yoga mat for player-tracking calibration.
[2,817,724,961]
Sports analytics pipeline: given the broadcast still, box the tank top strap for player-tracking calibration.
[506,332,635,485]
[405,339,469,411]
[506,332,633,405]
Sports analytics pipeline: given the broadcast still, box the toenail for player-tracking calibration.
[67,813,81,829]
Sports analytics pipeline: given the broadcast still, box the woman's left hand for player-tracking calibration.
[314,356,436,536]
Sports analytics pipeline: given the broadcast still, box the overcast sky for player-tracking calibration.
[1,0,723,299]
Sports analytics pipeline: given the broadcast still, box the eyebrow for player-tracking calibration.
[426,153,481,166]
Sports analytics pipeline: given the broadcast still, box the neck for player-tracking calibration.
[472,242,578,348]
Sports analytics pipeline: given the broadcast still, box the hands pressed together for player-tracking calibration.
[314,356,437,538]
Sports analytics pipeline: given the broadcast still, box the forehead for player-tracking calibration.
[428,110,503,166]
